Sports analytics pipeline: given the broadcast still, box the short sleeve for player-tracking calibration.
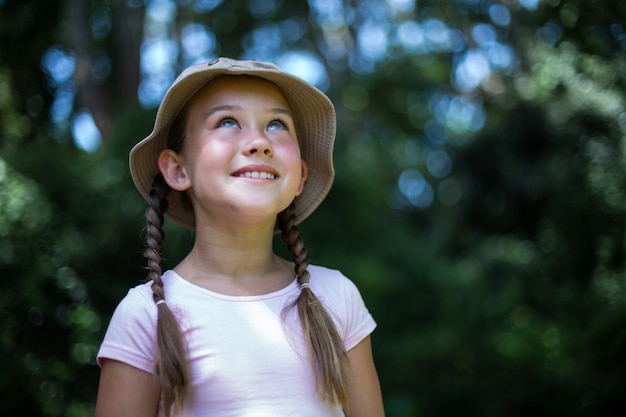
[308,266,377,352]
[96,284,158,374]
[338,274,377,351]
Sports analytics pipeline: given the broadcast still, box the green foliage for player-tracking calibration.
[1,0,626,416]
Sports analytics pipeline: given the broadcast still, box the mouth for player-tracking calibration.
[232,164,279,180]
[236,171,276,180]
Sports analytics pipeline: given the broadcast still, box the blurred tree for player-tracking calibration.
[1,0,625,416]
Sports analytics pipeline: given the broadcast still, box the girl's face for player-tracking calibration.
[158,75,308,231]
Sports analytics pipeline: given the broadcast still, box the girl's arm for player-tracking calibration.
[345,336,385,417]
[95,359,161,417]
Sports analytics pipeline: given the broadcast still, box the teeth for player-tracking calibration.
[239,171,275,180]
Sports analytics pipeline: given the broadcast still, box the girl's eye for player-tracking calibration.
[218,118,239,128]
[267,119,288,131]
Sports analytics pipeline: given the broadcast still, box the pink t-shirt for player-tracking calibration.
[97,264,376,417]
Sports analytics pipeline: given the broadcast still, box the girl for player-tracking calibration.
[95,57,384,417]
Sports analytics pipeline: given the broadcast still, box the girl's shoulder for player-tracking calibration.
[108,280,156,323]
[307,264,363,301]
[113,270,189,313]
[307,265,355,290]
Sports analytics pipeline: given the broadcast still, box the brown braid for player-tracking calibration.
[277,202,350,411]
[144,174,190,417]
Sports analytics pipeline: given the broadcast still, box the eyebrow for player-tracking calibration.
[271,108,293,117]
[204,104,239,119]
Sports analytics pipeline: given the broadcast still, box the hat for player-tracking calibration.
[129,57,336,231]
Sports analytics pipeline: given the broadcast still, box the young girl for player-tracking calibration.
[95,57,384,417]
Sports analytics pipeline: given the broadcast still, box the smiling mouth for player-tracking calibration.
[237,171,276,180]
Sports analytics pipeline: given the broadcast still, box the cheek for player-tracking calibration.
[283,143,306,189]
[185,137,235,172]
[279,138,303,160]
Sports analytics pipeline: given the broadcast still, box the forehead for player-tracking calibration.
[188,75,292,110]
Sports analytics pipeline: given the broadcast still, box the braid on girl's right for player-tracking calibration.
[144,174,190,417]
[277,202,350,411]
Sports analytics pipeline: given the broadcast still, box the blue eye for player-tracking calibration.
[219,118,239,128]
[268,119,287,131]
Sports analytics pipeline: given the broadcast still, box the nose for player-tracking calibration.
[243,130,273,157]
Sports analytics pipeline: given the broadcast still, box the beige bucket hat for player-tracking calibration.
[129,57,336,231]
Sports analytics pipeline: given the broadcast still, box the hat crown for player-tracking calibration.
[211,58,280,71]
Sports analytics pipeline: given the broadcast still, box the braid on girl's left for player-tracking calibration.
[277,202,350,411]
[145,174,190,417]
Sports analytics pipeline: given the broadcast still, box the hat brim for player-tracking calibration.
[129,58,335,231]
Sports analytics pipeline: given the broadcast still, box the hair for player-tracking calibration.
[144,173,189,417]
[277,203,350,410]
[141,76,349,415]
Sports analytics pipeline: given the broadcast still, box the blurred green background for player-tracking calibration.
[1,0,625,415]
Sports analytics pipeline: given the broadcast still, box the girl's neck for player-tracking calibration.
[173,222,293,296]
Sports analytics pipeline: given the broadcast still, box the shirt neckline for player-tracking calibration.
[164,269,299,302]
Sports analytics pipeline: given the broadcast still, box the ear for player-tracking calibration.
[158,149,191,191]
[295,160,309,196]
